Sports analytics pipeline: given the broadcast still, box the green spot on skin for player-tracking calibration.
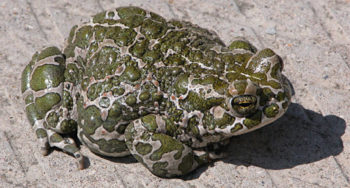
[228,40,257,53]
[243,110,262,129]
[122,66,141,82]
[174,74,189,95]
[270,60,283,79]
[178,153,195,175]
[87,83,98,101]
[151,92,163,101]
[36,128,47,139]
[35,93,61,118]
[141,115,158,132]
[113,87,125,96]
[135,142,153,155]
[21,64,33,93]
[30,64,65,91]
[139,91,151,101]
[63,145,79,154]
[263,103,280,118]
[213,79,228,95]
[46,112,59,128]
[125,95,137,106]
[141,19,167,39]
[124,123,135,145]
[109,102,122,117]
[142,50,162,63]
[187,116,200,137]
[131,40,149,57]
[259,88,275,106]
[256,48,276,58]
[117,7,146,20]
[24,94,34,104]
[103,116,121,133]
[231,123,243,133]
[79,105,102,135]
[50,133,63,143]
[67,25,78,45]
[74,26,93,49]
[164,54,185,66]
[234,80,248,95]
[60,119,77,133]
[152,162,169,177]
[276,92,286,102]
[114,28,137,46]
[215,113,235,129]
[150,133,184,161]
[95,139,128,153]
[36,46,62,61]
[25,104,39,125]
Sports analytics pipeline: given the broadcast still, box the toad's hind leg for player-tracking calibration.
[21,46,83,168]
[125,114,215,178]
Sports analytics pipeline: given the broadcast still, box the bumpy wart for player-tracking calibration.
[21,6,292,178]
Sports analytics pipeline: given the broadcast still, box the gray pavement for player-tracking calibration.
[1,0,350,187]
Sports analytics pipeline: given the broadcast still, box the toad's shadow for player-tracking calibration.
[185,103,346,179]
[225,102,345,169]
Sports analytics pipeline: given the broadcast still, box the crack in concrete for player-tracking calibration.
[333,156,350,184]
[26,0,48,41]
[265,170,278,188]
[291,176,328,188]
[3,131,27,174]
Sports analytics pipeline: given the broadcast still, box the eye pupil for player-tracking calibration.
[239,102,252,107]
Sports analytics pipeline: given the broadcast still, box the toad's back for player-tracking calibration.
[64,6,264,122]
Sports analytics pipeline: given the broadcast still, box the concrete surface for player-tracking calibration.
[1,0,350,187]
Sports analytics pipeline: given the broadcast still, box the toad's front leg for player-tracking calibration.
[124,114,222,178]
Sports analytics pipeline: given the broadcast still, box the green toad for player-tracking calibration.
[21,6,292,177]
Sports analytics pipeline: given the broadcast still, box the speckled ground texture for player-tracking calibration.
[1,0,350,187]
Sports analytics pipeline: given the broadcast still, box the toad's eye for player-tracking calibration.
[231,95,257,116]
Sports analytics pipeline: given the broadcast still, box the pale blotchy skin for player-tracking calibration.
[21,6,292,178]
